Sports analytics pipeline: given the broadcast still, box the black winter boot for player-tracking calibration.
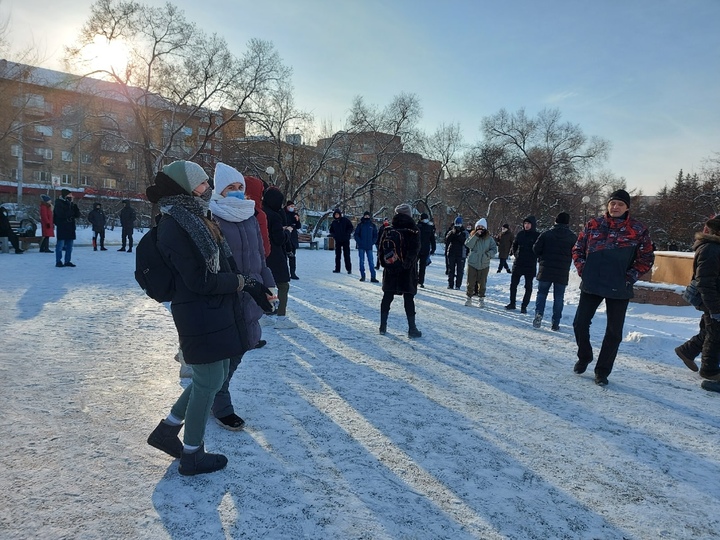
[147,420,183,458]
[179,443,228,476]
[379,311,389,335]
[407,314,422,338]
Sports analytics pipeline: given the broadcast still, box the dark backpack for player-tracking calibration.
[381,227,406,272]
[134,220,175,303]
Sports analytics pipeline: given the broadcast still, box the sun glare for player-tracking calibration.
[84,36,130,76]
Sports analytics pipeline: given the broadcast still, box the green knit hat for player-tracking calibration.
[162,161,208,195]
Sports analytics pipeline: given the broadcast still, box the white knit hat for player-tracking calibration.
[475,218,487,229]
[213,163,245,196]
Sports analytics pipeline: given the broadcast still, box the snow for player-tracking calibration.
[1,227,719,540]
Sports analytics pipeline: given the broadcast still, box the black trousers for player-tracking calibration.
[380,291,415,317]
[509,270,535,308]
[573,291,629,376]
[447,254,465,288]
[334,240,351,272]
[497,257,511,272]
[418,252,430,285]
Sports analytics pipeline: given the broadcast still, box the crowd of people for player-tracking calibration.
[4,167,717,476]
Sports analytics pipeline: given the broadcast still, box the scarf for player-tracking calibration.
[209,196,256,223]
[159,194,233,274]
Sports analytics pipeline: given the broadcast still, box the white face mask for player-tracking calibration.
[422,219,429,224]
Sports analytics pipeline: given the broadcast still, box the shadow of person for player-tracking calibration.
[16,282,68,320]
[152,463,229,539]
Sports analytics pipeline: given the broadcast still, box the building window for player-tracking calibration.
[103,178,117,189]
[10,168,18,180]
[11,144,20,157]
[32,171,51,182]
[62,129,73,139]
[62,151,73,162]
[35,148,52,159]
[81,154,92,164]
[126,159,136,170]
[61,174,73,185]
[80,176,90,186]
[36,125,53,137]
[182,126,193,136]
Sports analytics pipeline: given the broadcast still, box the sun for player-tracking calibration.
[83,35,131,76]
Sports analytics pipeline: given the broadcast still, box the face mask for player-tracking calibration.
[227,191,245,200]
[422,219,429,224]
[287,206,295,212]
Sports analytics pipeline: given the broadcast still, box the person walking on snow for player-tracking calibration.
[88,202,108,251]
[445,216,468,289]
[572,189,654,386]
[674,216,720,385]
[118,199,136,252]
[417,212,436,288]
[495,224,514,273]
[464,218,497,308]
[532,212,577,330]
[378,204,421,338]
[329,208,354,274]
[505,215,540,313]
[353,211,379,282]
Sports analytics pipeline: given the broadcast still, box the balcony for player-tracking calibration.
[23,155,44,165]
[23,130,45,142]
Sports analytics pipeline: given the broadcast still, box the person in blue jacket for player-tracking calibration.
[353,211,379,282]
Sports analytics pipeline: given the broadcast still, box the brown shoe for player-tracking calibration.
[674,346,699,372]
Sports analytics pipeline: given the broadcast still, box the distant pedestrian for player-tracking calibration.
[572,189,654,386]
[375,216,389,270]
[284,200,301,280]
[505,216,540,314]
[353,211,379,282]
[463,218,497,308]
[674,216,720,383]
[118,199,136,252]
[329,208,354,274]
[378,203,421,338]
[39,195,54,253]
[417,213,436,288]
[445,216,468,289]
[532,212,577,330]
[88,202,108,251]
[53,189,80,267]
[495,224,514,273]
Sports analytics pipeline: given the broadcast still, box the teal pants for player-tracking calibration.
[171,359,229,447]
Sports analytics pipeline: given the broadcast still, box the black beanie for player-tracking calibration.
[706,217,720,235]
[608,189,631,207]
[555,212,570,225]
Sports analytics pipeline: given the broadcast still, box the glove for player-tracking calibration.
[241,276,274,312]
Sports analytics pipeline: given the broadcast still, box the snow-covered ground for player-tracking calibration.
[1,227,718,540]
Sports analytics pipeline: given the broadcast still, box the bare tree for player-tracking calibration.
[65,0,289,189]
[481,108,609,217]
[414,123,462,221]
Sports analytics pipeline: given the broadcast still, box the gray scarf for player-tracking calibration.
[159,194,233,274]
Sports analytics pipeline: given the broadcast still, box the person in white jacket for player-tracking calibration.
[464,218,497,308]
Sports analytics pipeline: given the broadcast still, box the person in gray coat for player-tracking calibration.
[532,212,578,330]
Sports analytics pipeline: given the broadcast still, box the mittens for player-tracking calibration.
[241,276,274,312]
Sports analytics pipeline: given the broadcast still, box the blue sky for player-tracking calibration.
[3,0,719,195]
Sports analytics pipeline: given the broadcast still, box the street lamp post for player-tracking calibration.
[581,195,590,227]
[265,166,275,185]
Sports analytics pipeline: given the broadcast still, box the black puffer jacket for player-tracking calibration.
[692,232,720,315]
[53,197,81,240]
[156,215,245,365]
[445,226,468,258]
[380,213,420,295]
[262,187,291,284]
[533,223,578,285]
[511,215,540,276]
[417,220,436,256]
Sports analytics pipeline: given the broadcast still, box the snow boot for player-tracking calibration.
[675,346,699,372]
[178,444,228,476]
[533,313,542,328]
[379,311,389,335]
[477,297,485,308]
[407,315,422,339]
[464,296,473,307]
[701,380,720,393]
[147,420,183,458]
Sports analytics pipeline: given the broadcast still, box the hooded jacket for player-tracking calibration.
[511,216,541,275]
[533,223,578,285]
[691,231,720,315]
[329,209,354,243]
[88,205,107,233]
[244,176,271,259]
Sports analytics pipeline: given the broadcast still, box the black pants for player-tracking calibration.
[418,252,430,285]
[573,292,629,376]
[334,240,351,272]
[380,291,415,317]
[121,227,134,249]
[93,230,105,249]
[679,313,720,376]
[447,254,465,288]
[288,249,297,276]
[497,257,511,272]
[509,270,535,308]
[40,236,50,252]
